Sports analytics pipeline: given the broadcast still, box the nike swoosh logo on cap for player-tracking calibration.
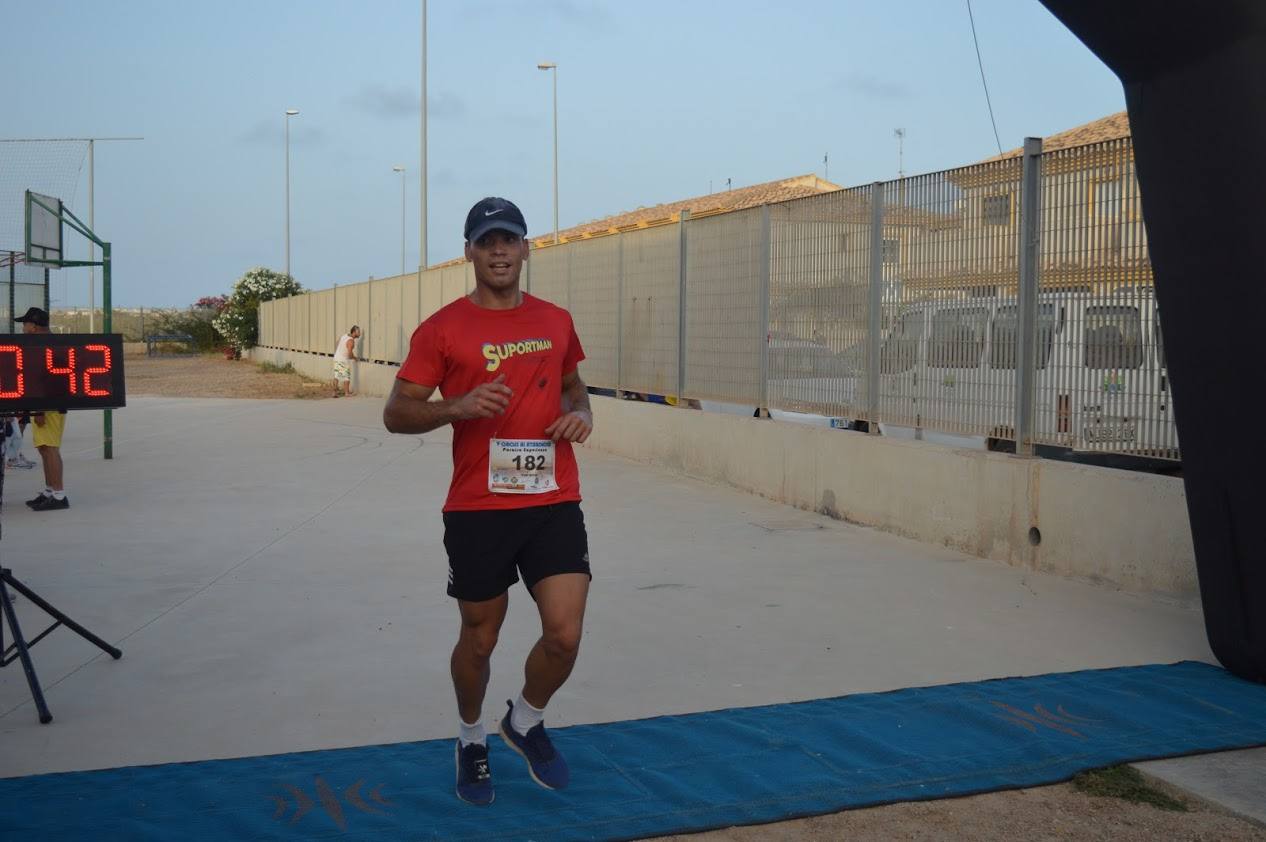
[484,209,505,216]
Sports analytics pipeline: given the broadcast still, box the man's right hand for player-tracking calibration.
[453,374,512,420]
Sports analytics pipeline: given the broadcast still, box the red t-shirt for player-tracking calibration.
[397,294,586,512]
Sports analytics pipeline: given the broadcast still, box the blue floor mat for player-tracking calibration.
[3,661,1264,841]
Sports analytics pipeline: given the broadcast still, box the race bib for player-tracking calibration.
[488,438,558,494]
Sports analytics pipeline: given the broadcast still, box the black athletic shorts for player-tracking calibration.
[442,502,591,602]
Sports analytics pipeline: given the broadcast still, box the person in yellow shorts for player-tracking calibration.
[14,308,70,511]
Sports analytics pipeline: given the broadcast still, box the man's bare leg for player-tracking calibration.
[521,573,589,708]
[452,593,509,724]
[37,445,63,491]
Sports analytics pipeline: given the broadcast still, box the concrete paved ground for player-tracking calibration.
[1137,750,1266,826]
[0,397,1254,823]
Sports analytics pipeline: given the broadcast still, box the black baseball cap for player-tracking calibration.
[13,307,49,328]
[464,197,527,244]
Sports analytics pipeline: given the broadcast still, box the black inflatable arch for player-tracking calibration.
[1039,1,1265,681]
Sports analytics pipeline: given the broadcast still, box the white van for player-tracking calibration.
[876,287,1175,461]
[707,287,1178,467]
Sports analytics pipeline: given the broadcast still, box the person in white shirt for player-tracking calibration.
[332,325,361,397]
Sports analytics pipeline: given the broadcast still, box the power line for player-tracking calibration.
[965,0,1003,156]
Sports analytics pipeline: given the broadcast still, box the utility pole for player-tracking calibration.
[420,0,428,269]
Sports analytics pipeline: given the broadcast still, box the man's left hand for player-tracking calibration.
[544,410,593,443]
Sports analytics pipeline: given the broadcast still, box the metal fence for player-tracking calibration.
[259,134,1176,461]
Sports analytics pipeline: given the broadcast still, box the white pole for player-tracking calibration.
[394,166,407,275]
[552,67,559,244]
[285,114,292,279]
[88,139,94,332]
[420,0,428,270]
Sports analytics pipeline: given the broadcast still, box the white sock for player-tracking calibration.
[510,693,545,735]
[44,487,53,496]
[459,717,486,747]
[52,490,66,500]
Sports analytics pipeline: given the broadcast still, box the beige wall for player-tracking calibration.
[249,348,1196,597]
[248,346,401,397]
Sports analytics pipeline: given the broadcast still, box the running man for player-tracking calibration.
[383,197,593,806]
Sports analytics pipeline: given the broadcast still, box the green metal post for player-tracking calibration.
[103,241,113,459]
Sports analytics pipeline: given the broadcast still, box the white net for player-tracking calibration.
[0,140,88,331]
[0,139,88,254]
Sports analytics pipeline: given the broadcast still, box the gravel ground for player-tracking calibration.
[125,352,335,400]
[119,352,1264,842]
[648,779,1265,841]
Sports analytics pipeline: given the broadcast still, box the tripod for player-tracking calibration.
[1,560,123,724]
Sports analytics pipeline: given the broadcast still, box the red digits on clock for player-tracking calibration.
[83,344,112,396]
[0,345,24,398]
[46,347,78,394]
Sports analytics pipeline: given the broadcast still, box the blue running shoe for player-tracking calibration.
[454,740,494,805]
[498,699,570,790]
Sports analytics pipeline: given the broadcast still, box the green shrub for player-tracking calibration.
[1071,766,1188,811]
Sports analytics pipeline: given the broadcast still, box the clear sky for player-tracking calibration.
[4,0,1123,308]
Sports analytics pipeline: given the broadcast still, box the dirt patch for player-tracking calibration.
[647,778,1264,841]
[125,352,334,400]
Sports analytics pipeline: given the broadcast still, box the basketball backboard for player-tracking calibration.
[24,190,64,267]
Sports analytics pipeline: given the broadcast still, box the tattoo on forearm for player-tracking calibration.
[564,379,591,414]
[385,392,459,434]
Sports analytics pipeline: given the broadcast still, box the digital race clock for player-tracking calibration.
[0,333,126,412]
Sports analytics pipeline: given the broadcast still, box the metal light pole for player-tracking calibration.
[88,140,93,332]
[420,0,428,270]
[537,61,559,243]
[393,165,406,275]
[284,108,299,279]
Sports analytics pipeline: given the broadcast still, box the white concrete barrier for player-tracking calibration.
[248,348,1197,597]
[586,397,1196,597]
[248,346,400,397]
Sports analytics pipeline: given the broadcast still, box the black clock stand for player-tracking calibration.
[0,467,122,724]
[0,566,123,724]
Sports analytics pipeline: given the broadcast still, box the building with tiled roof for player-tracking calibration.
[984,111,1131,162]
[926,110,1147,295]
[530,174,841,247]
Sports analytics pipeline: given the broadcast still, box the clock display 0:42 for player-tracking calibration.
[0,334,127,412]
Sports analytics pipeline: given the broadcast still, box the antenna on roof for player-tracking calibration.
[726,178,732,192]
[894,128,906,179]
[824,153,829,182]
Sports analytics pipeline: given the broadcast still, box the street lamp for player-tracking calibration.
[284,108,299,279]
[420,0,428,270]
[392,165,406,276]
[537,61,558,244]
